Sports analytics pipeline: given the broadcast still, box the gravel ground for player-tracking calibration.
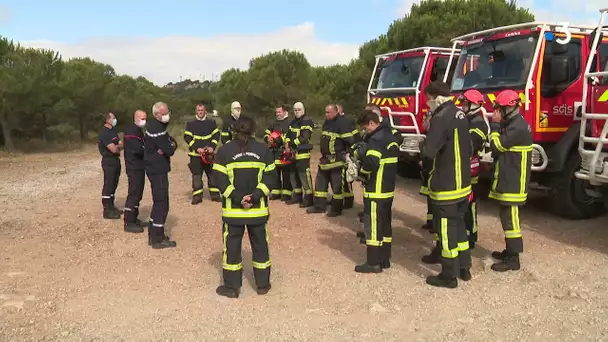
[1,147,608,341]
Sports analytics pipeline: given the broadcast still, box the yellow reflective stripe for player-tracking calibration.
[294,138,301,145]
[433,233,439,241]
[332,193,344,200]
[520,147,527,194]
[305,168,313,194]
[430,185,471,201]
[458,241,470,251]
[387,142,399,150]
[454,128,462,190]
[314,191,328,197]
[265,164,276,172]
[252,260,271,269]
[296,152,310,160]
[184,131,193,136]
[366,201,382,246]
[209,188,220,193]
[366,149,382,158]
[221,132,230,136]
[426,213,433,220]
[471,175,479,184]
[471,202,478,234]
[383,236,392,243]
[319,162,344,170]
[211,139,218,145]
[489,132,507,152]
[489,191,527,202]
[223,223,243,271]
[363,192,394,199]
[360,169,372,175]
[188,140,196,147]
[508,145,533,152]
[419,186,429,195]
[440,218,459,259]
[193,189,204,195]
[227,161,265,171]
[256,183,270,196]
[188,151,200,156]
[213,163,228,174]
[222,208,269,217]
[341,130,357,138]
[505,206,522,239]
[469,128,486,140]
[380,157,398,164]
[223,184,235,198]
[301,125,313,131]
[187,128,219,141]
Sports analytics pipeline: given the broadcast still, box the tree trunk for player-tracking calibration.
[0,113,15,151]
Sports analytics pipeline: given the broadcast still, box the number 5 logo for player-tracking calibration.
[555,22,571,45]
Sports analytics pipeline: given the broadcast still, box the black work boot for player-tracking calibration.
[124,222,144,233]
[343,197,354,209]
[356,231,365,239]
[211,196,222,202]
[300,194,313,208]
[269,194,281,201]
[491,249,508,260]
[426,273,458,289]
[151,238,177,249]
[355,263,383,273]
[380,244,391,269]
[103,208,121,220]
[281,194,291,202]
[326,199,343,217]
[491,254,521,272]
[191,195,203,205]
[459,268,472,281]
[216,285,239,298]
[357,211,364,218]
[306,206,326,214]
[286,194,302,205]
[256,284,271,295]
[355,246,383,273]
[469,240,476,250]
[422,245,441,264]
[420,222,432,230]
[135,218,148,228]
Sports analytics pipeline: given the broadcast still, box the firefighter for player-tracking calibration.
[184,104,221,204]
[221,101,241,144]
[459,89,489,249]
[419,110,434,231]
[418,81,472,289]
[263,105,293,201]
[285,101,314,207]
[307,104,358,217]
[122,110,149,233]
[212,115,277,298]
[354,110,399,272]
[144,101,178,249]
[488,89,532,272]
[336,104,357,209]
[98,112,123,220]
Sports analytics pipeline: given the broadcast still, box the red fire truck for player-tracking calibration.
[366,47,459,176]
[576,8,608,209]
[443,19,608,219]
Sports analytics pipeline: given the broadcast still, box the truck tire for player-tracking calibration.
[549,153,606,219]
[397,159,420,179]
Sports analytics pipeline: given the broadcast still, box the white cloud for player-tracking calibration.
[0,5,11,24]
[396,0,421,17]
[20,22,360,86]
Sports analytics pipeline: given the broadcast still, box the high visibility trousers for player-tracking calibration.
[271,165,293,200]
[432,199,471,279]
[189,156,220,200]
[362,197,393,264]
[313,167,343,211]
[124,169,145,223]
[499,204,524,254]
[101,160,121,210]
[425,196,433,226]
[222,223,271,290]
[147,172,170,244]
[341,167,354,208]
[289,158,313,205]
[464,185,479,244]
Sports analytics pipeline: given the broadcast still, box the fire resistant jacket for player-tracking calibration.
[319,115,360,170]
[123,123,145,172]
[359,124,400,199]
[285,115,314,160]
[380,118,404,145]
[184,118,220,157]
[221,115,238,144]
[98,126,120,166]
[488,114,533,205]
[144,119,177,175]
[263,118,291,164]
[420,101,472,203]
[212,139,277,225]
[468,114,489,184]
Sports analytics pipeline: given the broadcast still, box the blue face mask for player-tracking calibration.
[111,118,117,127]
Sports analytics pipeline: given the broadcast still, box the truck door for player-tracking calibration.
[591,40,608,135]
[538,36,583,135]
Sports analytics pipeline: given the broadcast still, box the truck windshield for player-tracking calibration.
[450,34,539,92]
[374,56,425,89]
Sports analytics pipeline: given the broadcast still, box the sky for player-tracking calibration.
[0,0,605,86]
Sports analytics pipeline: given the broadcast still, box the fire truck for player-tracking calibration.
[576,8,608,209]
[441,19,608,219]
[366,47,459,176]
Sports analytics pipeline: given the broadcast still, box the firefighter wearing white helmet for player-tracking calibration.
[221,101,241,144]
[284,101,315,208]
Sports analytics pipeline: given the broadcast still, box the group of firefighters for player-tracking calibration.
[98,80,532,296]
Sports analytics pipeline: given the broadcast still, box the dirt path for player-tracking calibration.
[1,148,608,341]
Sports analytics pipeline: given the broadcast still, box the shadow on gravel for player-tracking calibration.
[207,250,259,291]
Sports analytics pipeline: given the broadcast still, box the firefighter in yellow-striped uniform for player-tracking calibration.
[419,82,472,289]
[212,115,277,299]
[307,104,358,217]
[285,102,315,208]
[353,110,399,273]
[419,109,434,231]
[220,101,241,144]
[337,104,358,209]
[488,90,532,272]
[184,104,221,204]
[263,105,293,201]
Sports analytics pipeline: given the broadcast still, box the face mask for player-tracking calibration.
[136,120,146,127]
[111,118,117,127]
[231,109,241,118]
[161,113,170,123]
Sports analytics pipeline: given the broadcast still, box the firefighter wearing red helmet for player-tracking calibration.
[488,89,532,272]
[459,89,489,249]
[184,104,221,204]
[263,105,293,201]
[418,81,472,289]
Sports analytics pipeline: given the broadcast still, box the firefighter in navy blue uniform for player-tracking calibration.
[418,82,472,289]
[212,115,277,299]
[459,90,489,249]
[488,90,532,272]
[122,110,149,233]
[285,102,314,207]
[98,112,123,220]
[263,105,293,201]
[419,110,434,231]
[354,110,399,273]
[307,104,358,217]
[144,102,178,249]
[337,104,358,209]
[184,104,221,204]
[220,101,241,144]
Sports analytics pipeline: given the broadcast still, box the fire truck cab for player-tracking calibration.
[366,47,459,176]
[576,8,608,209]
[444,19,607,219]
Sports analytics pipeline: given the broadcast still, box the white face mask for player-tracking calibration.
[231,109,241,119]
[136,119,146,127]
[160,113,170,123]
[427,99,439,111]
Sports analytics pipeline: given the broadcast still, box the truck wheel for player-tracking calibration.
[397,160,420,179]
[549,153,606,219]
